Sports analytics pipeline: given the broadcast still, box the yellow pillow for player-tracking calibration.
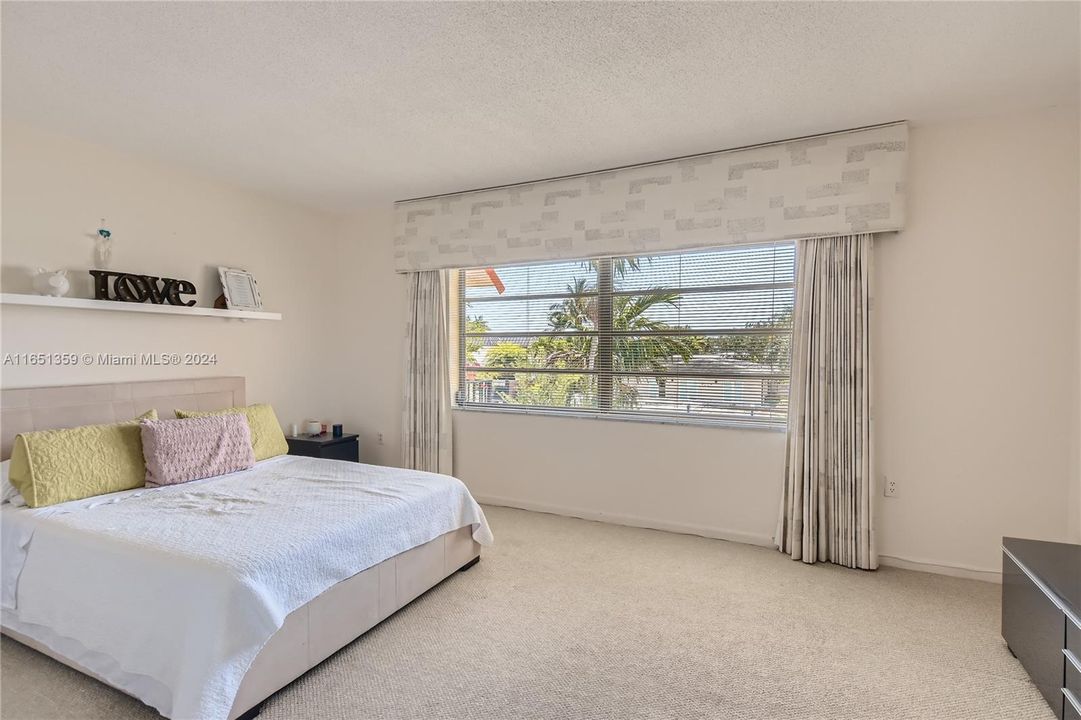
[175,404,287,461]
[9,409,158,508]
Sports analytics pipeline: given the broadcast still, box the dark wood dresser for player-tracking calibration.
[1002,537,1081,719]
[285,433,360,462]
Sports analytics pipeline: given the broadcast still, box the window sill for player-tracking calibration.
[452,403,787,432]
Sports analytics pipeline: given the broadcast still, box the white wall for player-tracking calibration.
[875,106,1080,575]
[332,212,408,468]
[335,105,1081,578]
[1,122,347,430]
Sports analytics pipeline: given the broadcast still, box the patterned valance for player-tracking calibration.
[393,122,907,272]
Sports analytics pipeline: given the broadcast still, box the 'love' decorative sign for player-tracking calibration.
[89,270,197,307]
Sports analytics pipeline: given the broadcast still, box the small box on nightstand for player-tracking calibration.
[286,433,359,462]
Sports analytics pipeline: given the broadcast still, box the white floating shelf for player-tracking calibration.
[0,293,282,321]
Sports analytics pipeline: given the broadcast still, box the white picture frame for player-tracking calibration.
[218,267,263,311]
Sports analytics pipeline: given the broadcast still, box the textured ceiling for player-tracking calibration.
[3,2,1079,212]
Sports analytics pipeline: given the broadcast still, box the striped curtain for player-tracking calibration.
[402,270,453,474]
[776,234,876,570]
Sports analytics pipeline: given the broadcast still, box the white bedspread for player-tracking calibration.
[0,456,492,720]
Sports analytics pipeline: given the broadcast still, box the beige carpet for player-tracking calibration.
[0,506,1055,720]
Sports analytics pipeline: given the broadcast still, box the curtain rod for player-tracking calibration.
[395,120,906,205]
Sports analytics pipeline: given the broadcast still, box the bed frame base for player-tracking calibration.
[236,547,482,713]
[2,526,480,720]
[236,705,262,720]
[457,555,480,572]
[231,526,480,719]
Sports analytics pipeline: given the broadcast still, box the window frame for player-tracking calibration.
[454,245,795,430]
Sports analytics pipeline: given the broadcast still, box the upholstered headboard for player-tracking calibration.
[0,377,245,460]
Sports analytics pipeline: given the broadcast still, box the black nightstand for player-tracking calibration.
[286,433,359,462]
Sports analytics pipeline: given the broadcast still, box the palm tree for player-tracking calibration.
[611,293,704,373]
[540,270,706,408]
[545,281,702,370]
[542,278,598,369]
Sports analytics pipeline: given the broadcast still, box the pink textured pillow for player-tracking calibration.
[140,414,255,487]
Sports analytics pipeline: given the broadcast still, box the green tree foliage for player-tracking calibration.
[500,372,589,408]
[494,259,708,410]
[611,293,707,372]
[710,309,793,369]
[484,342,529,368]
[464,316,489,365]
[545,278,706,374]
[475,342,529,380]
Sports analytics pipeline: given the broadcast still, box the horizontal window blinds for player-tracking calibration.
[395,122,906,272]
[458,242,795,426]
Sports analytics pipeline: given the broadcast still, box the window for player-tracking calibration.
[457,242,795,427]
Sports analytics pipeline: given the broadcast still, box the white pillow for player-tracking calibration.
[1,460,26,507]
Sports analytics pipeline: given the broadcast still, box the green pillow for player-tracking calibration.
[175,404,287,461]
[10,409,158,508]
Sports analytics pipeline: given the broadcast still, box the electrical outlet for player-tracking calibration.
[377,432,384,445]
[883,476,898,498]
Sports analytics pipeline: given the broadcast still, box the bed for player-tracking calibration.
[0,377,492,720]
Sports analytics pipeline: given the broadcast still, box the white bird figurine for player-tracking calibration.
[33,269,70,297]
